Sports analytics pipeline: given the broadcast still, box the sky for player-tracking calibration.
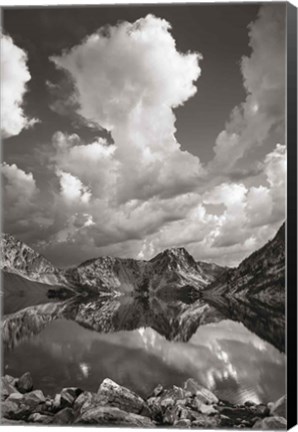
[1,3,286,267]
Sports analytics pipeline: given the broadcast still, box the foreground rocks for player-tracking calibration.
[0,373,287,428]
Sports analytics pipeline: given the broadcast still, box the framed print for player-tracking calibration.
[1,1,297,429]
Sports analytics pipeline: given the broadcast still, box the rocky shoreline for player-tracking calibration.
[1,373,286,429]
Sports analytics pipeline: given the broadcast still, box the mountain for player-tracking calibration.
[197,261,227,283]
[1,224,285,304]
[0,233,65,286]
[65,247,220,295]
[204,223,285,309]
[0,234,226,298]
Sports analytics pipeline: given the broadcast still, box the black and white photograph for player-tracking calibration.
[0,1,290,429]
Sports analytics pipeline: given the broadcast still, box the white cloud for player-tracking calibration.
[1,35,39,138]
[209,4,285,174]
[1,162,40,238]
[56,170,92,204]
[1,162,38,204]
[50,15,204,204]
[2,8,285,268]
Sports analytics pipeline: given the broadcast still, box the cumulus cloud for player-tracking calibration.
[135,144,286,266]
[50,15,204,204]
[1,35,39,138]
[1,162,40,238]
[209,4,285,174]
[2,7,286,268]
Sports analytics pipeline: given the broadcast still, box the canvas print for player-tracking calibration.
[0,2,287,429]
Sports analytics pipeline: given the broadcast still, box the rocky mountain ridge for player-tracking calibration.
[0,235,224,295]
[0,223,285,303]
[204,223,285,309]
[0,234,66,286]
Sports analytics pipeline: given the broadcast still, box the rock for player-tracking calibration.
[52,393,61,412]
[54,407,75,425]
[219,405,248,417]
[75,406,155,427]
[159,386,188,410]
[23,390,45,405]
[180,408,191,420]
[3,375,16,385]
[252,416,287,430]
[73,391,95,414]
[28,413,53,424]
[270,395,286,418]
[220,414,234,427]
[5,393,24,403]
[253,403,270,417]
[1,377,19,400]
[160,397,175,409]
[152,384,163,397]
[241,419,251,427]
[184,378,218,404]
[16,372,33,394]
[1,389,47,421]
[45,399,53,409]
[1,399,20,420]
[163,405,181,425]
[60,387,83,408]
[191,414,220,428]
[147,396,163,420]
[174,418,191,427]
[97,378,149,416]
[198,403,218,415]
[244,400,256,407]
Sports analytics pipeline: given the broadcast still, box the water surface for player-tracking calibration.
[3,294,285,404]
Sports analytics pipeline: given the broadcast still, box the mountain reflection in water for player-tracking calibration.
[2,292,285,405]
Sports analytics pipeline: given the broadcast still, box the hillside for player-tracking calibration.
[204,223,285,309]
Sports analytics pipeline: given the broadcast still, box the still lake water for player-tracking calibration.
[3,295,285,404]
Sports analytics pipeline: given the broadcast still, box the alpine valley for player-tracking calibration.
[0,223,286,428]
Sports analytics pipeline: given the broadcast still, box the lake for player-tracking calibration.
[2,294,285,405]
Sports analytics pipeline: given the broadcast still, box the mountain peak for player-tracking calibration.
[150,247,193,263]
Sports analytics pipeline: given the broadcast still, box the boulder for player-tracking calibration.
[191,413,220,428]
[1,377,19,400]
[244,400,256,407]
[75,406,155,427]
[184,378,218,404]
[23,390,45,405]
[198,403,218,415]
[52,393,62,412]
[5,393,24,403]
[152,384,164,397]
[73,391,95,414]
[163,405,181,425]
[3,375,17,385]
[1,389,46,421]
[28,413,54,424]
[159,386,188,410]
[54,407,75,425]
[1,399,20,420]
[252,403,270,417]
[60,387,83,408]
[220,414,234,427]
[16,372,33,394]
[147,396,163,420]
[174,418,191,427]
[269,395,286,418]
[97,378,148,415]
[252,416,287,430]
